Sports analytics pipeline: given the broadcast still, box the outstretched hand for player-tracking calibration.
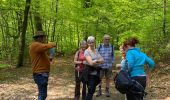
[49,42,56,47]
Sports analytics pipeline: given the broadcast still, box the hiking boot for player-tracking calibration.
[105,88,110,97]
[96,89,102,97]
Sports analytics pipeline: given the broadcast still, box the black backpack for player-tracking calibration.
[114,60,145,95]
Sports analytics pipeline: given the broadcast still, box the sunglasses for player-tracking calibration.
[88,42,95,44]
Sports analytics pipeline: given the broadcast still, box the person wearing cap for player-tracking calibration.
[29,31,55,100]
[96,34,115,97]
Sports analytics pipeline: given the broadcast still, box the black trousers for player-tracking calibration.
[86,74,100,100]
[75,70,86,99]
[126,76,146,100]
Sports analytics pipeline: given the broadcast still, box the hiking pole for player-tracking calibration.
[77,66,80,78]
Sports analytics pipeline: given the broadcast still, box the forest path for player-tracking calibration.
[0,55,170,100]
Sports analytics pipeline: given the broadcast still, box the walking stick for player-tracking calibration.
[77,66,80,78]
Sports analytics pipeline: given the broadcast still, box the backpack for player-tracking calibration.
[114,60,145,95]
[75,51,80,68]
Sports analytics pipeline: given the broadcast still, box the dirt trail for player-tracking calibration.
[0,56,170,100]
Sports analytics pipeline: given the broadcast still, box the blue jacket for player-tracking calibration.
[124,47,155,77]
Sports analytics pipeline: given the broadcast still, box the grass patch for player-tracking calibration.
[0,63,10,69]
[0,66,32,84]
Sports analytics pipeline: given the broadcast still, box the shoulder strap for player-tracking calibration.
[111,44,114,57]
[77,50,80,61]
[98,44,102,51]
[125,59,129,71]
[75,50,80,67]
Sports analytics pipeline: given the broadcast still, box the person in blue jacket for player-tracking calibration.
[122,38,155,100]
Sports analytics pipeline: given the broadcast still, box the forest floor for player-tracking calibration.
[0,55,170,100]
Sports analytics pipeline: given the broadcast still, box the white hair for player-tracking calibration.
[103,34,110,39]
[80,40,87,46]
[87,36,95,43]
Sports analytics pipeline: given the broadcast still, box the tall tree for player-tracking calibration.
[51,0,59,42]
[16,0,31,67]
[34,0,43,31]
[163,0,167,36]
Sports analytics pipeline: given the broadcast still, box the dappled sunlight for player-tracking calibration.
[165,97,170,100]
[0,56,170,100]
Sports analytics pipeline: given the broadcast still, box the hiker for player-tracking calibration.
[74,40,87,100]
[122,38,155,100]
[116,45,127,99]
[96,34,115,97]
[29,31,55,100]
[116,45,126,70]
[84,36,104,100]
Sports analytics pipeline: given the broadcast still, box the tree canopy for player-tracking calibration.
[0,0,169,67]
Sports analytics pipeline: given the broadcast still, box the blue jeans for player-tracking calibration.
[33,73,49,100]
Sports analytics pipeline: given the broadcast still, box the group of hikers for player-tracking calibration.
[29,31,155,100]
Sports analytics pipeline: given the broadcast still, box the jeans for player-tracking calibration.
[33,73,49,100]
[75,70,86,100]
[126,76,146,100]
[86,75,100,100]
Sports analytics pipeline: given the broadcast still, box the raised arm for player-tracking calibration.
[34,42,56,53]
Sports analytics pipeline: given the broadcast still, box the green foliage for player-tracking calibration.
[0,63,10,69]
[0,0,170,65]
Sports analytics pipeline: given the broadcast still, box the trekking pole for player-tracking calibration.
[77,66,80,78]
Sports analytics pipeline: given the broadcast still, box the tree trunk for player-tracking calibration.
[16,0,31,67]
[51,0,59,42]
[76,22,79,47]
[34,0,43,31]
[29,12,35,36]
[163,0,166,36]
[34,13,43,31]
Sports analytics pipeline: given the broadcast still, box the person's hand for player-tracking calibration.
[82,61,86,64]
[97,59,104,64]
[93,60,98,65]
[50,60,55,65]
[75,66,80,71]
[77,61,82,64]
[49,42,56,47]
[116,64,121,70]
[116,64,121,68]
